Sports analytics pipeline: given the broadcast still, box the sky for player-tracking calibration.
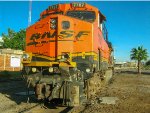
[0,1,150,62]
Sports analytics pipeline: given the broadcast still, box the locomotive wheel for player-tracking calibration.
[85,69,113,100]
[85,73,102,100]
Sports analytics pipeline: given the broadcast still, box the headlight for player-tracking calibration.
[50,24,56,29]
[50,19,57,29]
[62,21,70,29]
[22,54,30,60]
[32,68,37,72]
[86,68,90,73]
[61,55,65,59]
[49,67,53,72]
[50,19,56,24]
[61,53,69,59]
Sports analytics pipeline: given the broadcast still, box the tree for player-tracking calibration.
[130,46,148,74]
[2,28,26,50]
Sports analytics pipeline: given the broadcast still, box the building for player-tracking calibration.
[0,37,3,47]
[115,61,137,68]
[0,48,23,71]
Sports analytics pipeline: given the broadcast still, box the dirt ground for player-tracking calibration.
[0,69,150,113]
[79,69,150,113]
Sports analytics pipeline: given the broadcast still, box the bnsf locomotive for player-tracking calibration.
[22,2,113,106]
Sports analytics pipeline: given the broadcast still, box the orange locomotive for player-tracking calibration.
[22,2,113,106]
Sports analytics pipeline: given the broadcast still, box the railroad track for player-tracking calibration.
[18,102,75,113]
[19,105,74,113]
[19,103,42,113]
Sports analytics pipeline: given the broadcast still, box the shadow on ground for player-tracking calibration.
[43,99,74,113]
[0,71,36,105]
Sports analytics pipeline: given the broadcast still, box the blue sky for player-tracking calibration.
[0,1,150,62]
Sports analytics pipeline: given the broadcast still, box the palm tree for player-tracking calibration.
[130,46,148,74]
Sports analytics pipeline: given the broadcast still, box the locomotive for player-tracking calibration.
[22,2,113,106]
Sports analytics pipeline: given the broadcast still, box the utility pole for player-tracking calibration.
[28,0,32,27]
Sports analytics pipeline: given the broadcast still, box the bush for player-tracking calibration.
[143,65,150,70]
[145,60,150,66]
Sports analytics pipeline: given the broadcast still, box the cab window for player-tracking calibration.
[66,11,96,22]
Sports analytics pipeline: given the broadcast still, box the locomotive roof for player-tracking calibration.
[40,2,106,21]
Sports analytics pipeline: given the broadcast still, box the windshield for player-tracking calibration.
[66,11,96,22]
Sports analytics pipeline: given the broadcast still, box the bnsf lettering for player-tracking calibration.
[30,31,56,40]
[27,31,57,46]
[27,31,90,46]
[59,31,90,39]
[75,31,90,39]
[59,31,74,38]
[30,33,41,40]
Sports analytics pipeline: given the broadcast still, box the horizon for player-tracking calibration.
[0,1,150,62]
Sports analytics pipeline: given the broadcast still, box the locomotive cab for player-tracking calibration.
[22,2,113,106]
